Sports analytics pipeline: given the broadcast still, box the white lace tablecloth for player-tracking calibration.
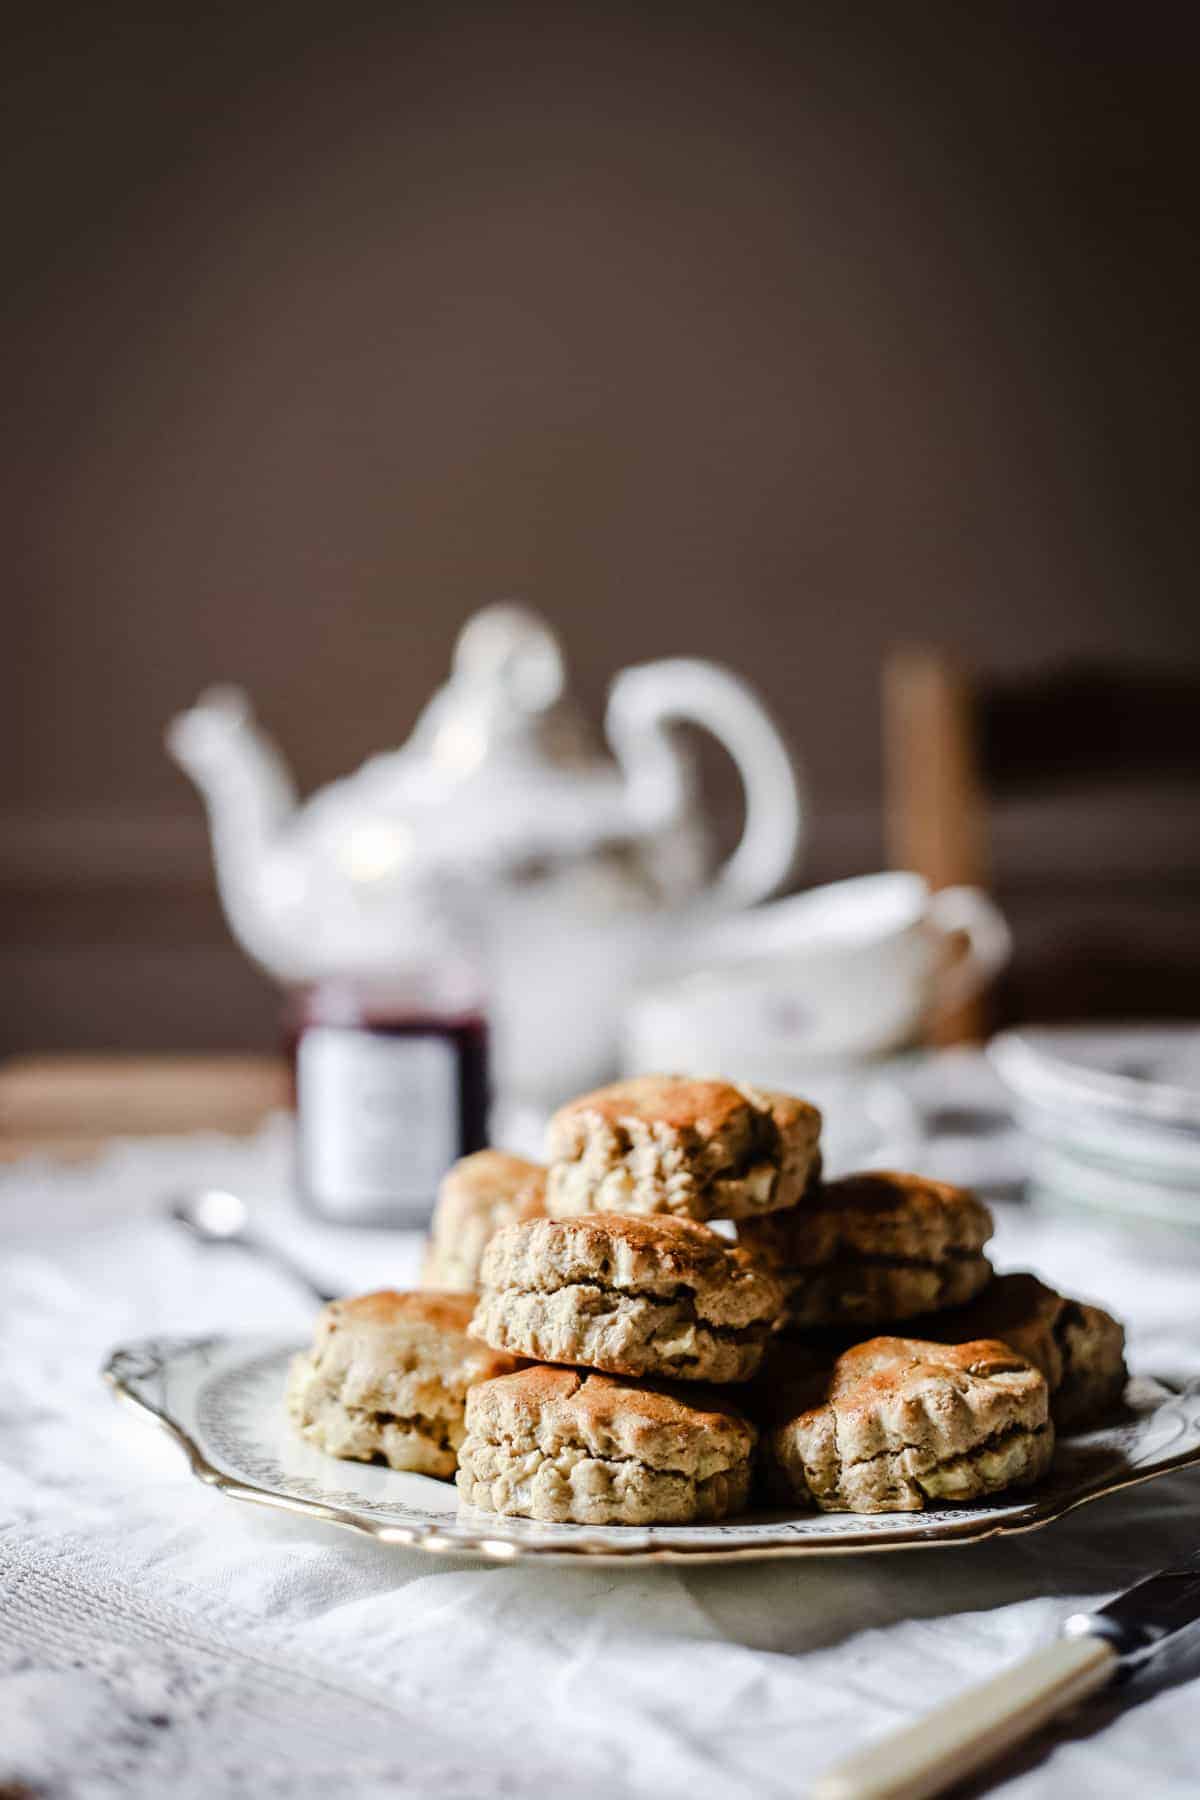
[3,1056,1200,1799]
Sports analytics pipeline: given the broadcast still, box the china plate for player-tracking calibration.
[104,1336,1200,1565]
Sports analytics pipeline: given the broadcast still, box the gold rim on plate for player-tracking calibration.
[103,1339,1200,1566]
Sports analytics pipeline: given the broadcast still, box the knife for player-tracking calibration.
[811,1546,1200,1800]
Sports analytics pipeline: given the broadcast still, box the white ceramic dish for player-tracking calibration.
[106,1336,1200,1566]
[991,1026,1200,1222]
[626,872,1011,1073]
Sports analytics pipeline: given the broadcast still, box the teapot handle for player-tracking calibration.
[605,659,804,910]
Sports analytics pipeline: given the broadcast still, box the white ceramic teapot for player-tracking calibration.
[168,604,804,1104]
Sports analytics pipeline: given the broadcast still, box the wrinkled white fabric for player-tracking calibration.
[1,1061,1199,1799]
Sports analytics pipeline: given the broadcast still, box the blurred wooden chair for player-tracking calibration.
[883,649,1200,1044]
[0,1054,289,1162]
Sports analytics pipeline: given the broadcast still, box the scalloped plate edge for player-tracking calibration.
[103,1340,1200,1566]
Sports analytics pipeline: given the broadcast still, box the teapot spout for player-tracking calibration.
[168,686,296,822]
[167,687,305,979]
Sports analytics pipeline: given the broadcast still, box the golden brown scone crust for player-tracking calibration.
[545,1075,821,1222]
[765,1335,1052,1513]
[470,1213,783,1383]
[456,1366,756,1523]
[738,1170,993,1327]
[422,1151,547,1291]
[287,1288,522,1478]
[910,1271,1127,1431]
[334,1289,479,1333]
[562,1076,757,1137]
[480,1211,776,1310]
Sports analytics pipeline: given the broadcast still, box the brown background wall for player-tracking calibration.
[4,3,1198,1054]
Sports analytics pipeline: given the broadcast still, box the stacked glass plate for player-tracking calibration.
[990,1025,1200,1225]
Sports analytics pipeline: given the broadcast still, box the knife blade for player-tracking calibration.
[812,1545,1200,1800]
[1063,1544,1200,1666]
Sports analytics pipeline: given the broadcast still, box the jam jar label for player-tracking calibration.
[297,1026,459,1220]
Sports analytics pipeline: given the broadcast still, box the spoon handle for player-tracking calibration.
[238,1231,338,1305]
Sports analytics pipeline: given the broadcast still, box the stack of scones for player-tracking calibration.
[288,1075,1127,1524]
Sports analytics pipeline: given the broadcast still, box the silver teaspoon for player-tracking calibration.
[167,1187,336,1305]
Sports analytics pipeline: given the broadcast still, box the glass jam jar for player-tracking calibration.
[287,961,488,1227]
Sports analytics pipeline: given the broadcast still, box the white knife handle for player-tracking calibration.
[811,1633,1118,1800]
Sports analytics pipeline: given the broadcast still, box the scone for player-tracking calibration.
[457,1365,756,1524]
[738,1169,993,1328]
[546,1075,821,1222]
[287,1290,523,1479]
[421,1150,547,1291]
[910,1271,1127,1431]
[765,1336,1053,1513]
[470,1212,784,1384]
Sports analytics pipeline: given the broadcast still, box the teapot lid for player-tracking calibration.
[410,602,597,774]
[349,604,641,873]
